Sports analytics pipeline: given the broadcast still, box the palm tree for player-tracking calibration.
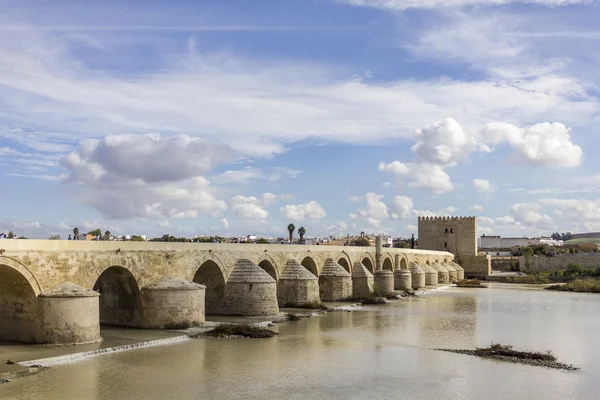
[287,223,295,244]
[73,227,79,240]
[298,226,306,244]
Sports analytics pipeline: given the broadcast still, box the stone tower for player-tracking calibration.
[417,216,490,278]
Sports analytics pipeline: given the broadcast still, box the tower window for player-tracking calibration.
[444,242,447,248]
[450,228,453,233]
[445,228,448,233]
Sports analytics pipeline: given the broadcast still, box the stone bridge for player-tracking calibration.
[0,240,455,345]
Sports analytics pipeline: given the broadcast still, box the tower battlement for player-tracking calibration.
[417,216,477,223]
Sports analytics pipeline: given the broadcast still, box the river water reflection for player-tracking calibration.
[2,285,600,400]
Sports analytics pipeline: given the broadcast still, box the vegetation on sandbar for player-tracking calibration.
[455,279,488,288]
[207,324,277,339]
[435,343,578,371]
[546,278,600,293]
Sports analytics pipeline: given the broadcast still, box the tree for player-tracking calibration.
[256,238,270,244]
[103,230,111,241]
[352,237,370,247]
[551,232,561,240]
[73,227,79,240]
[298,227,306,243]
[287,223,295,243]
[7,231,15,239]
[88,229,102,237]
[48,234,61,240]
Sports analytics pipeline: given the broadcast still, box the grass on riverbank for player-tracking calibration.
[490,276,550,284]
[455,279,488,288]
[207,324,277,339]
[546,278,600,293]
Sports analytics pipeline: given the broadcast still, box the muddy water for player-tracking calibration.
[2,286,599,400]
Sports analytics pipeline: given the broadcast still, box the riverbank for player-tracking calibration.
[546,278,600,293]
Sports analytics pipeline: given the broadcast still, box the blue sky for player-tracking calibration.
[1,0,600,239]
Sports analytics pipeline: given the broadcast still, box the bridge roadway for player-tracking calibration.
[0,240,452,345]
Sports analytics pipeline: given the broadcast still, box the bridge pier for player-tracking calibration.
[374,270,394,294]
[422,263,438,286]
[278,260,319,307]
[394,269,412,290]
[351,261,374,298]
[410,262,426,289]
[431,261,450,284]
[37,282,101,345]
[140,278,205,329]
[443,261,458,282]
[319,258,352,301]
[224,259,279,316]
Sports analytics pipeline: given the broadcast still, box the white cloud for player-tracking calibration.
[281,201,327,221]
[0,31,596,173]
[230,195,269,220]
[340,0,591,11]
[482,122,583,167]
[326,221,348,232]
[262,192,293,204]
[349,195,363,202]
[469,205,484,212]
[379,161,454,194]
[412,118,476,166]
[472,178,495,193]
[358,193,390,220]
[391,195,414,218]
[378,161,409,175]
[221,218,229,229]
[61,134,228,219]
[508,203,554,228]
[408,163,454,194]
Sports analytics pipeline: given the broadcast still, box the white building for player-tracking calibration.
[480,235,563,249]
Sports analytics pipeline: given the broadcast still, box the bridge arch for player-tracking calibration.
[361,254,375,274]
[0,256,42,296]
[93,265,142,327]
[400,257,408,270]
[0,258,40,343]
[301,256,319,277]
[194,256,227,315]
[257,254,279,281]
[382,255,394,271]
[335,252,352,273]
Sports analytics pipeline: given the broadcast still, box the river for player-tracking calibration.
[2,285,599,400]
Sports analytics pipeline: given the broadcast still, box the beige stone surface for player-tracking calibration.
[450,262,465,280]
[442,262,458,282]
[394,269,412,290]
[319,258,352,301]
[37,295,101,345]
[431,261,450,284]
[374,270,394,294]
[0,241,452,342]
[421,263,439,286]
[141,284,205,328]
[409,262,426,290]
[351,261,374,298]
[224,259,279,316]
[277,260,319,307]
